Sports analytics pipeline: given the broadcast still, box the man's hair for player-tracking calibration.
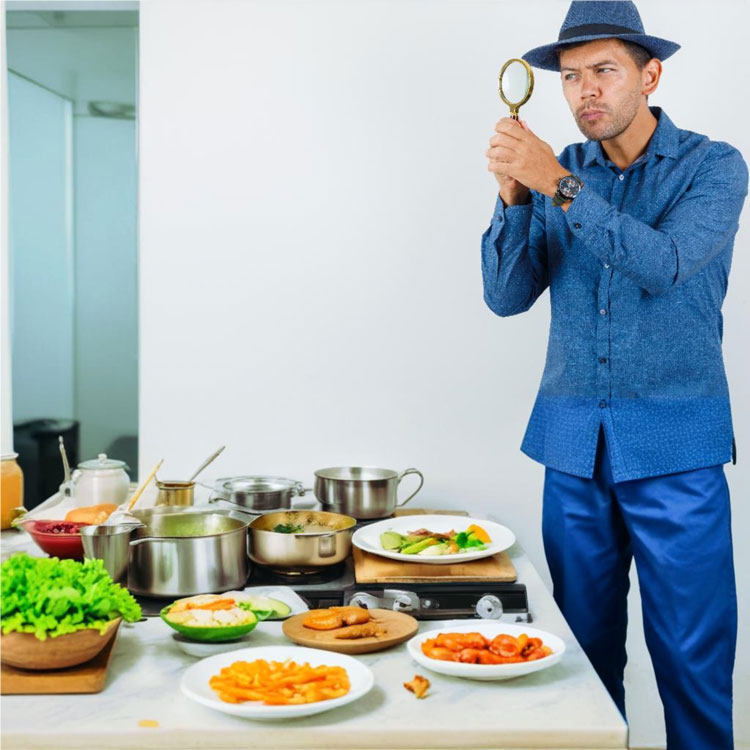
[557,38,655,69]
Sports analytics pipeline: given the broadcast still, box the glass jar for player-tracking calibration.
[1,453,25,530]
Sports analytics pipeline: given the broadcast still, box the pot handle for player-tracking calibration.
[396,468,424,507]
[129,536,160,547]
[292,531,338,558]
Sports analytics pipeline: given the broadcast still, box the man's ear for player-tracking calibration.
[642,58,662,97]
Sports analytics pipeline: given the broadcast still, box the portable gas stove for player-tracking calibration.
[248,557,531,623]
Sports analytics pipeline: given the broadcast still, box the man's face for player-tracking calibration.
[558,38,648,141]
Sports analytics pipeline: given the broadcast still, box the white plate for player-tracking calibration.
[180,645,374,719]
[352,514,515,564]
[407,623,565,681]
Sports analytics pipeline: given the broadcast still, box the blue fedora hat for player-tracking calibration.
[523,1,680,72]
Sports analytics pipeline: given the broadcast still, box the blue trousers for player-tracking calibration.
[542,428,736,750]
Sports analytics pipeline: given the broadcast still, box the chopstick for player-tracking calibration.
[127,459,164,511]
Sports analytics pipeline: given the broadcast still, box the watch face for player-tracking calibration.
[559,175,582,199]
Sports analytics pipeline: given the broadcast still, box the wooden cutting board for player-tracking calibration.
[353,546,517,583]
[0,635,118,695]
[282,608,418,654]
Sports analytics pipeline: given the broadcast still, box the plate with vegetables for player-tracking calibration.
[161,592,293,643]
[351,514,515,564]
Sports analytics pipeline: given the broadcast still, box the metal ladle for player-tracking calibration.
[188,445,226,482]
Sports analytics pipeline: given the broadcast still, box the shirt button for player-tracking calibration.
[599,400,607,408]
[604,263,610,269]
[599,308,607,316]
[618,174,624,181]
[599,357,607,364]
[573,222,582,229]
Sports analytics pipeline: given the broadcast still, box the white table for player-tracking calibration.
[0,530,627,750]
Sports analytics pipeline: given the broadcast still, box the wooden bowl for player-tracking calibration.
[0,618,121,671]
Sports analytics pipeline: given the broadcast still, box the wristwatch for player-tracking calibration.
[552,174,584,207]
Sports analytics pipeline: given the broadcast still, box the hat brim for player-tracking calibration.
[523,34,681,72]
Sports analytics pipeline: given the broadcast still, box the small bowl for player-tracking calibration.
[19,519,91,560]
[160,606,259,643]
[0,618,121,670]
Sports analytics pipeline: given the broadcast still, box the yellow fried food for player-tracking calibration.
[329,606,372,625]
[404,674,430,698]
[333,622,387,639]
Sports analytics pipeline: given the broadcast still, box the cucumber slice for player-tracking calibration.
[380,531,405,550]
[240,595,292,620]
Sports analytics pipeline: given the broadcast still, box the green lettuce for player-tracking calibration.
[1,553,142,641]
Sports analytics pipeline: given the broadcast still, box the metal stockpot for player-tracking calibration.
[313,466,424,519]
[249,510,355,571]
[207,476,311,513]
[127,509,250,597]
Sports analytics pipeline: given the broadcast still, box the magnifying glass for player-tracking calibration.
[498,58,535,120]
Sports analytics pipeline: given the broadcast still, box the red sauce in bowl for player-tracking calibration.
[33,521,88,535]
[21,519,91,560]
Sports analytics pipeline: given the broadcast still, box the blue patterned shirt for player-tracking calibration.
[481,107,748,481]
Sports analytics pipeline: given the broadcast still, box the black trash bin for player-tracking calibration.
[13,419,79,510]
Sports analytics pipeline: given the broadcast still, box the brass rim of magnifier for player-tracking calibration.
[498,58,535,118]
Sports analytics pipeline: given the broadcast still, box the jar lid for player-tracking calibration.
[78,453,127,471]
[1,452,19,461]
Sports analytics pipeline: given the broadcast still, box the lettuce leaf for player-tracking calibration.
[1,553,142,641]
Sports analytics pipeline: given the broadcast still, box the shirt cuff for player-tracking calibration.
[563,187,615,262]
[492,192,534,225]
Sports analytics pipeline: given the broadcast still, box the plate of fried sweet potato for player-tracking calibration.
[282,605,418,654]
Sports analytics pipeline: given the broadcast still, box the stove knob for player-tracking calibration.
[348,593,380,610]
[476,594,503,620]
[393,593,414,612]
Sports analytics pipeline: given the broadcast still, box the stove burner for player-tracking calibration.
[250,561,347,586]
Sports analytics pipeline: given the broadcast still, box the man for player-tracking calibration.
[482,2,747,749]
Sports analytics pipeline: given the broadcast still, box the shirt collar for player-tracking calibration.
[582,106,679,168]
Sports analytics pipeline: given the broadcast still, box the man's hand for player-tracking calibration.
[486,118,570,205]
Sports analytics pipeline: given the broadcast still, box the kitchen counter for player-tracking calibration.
[1,531,628,750]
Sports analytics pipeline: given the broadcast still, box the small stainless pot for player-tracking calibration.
[207,476,310,513]
[314,466,424,519]
[127,509,250,597]
[80,523,138,583]
[249,510,355,571]
[155,479,195,507]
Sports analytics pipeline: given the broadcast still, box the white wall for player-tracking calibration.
[138,2,750,747]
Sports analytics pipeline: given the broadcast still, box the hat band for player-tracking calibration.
[559,23,642,42]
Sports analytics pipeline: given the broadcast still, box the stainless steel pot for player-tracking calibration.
[127,509,250,597]
[206,476,311,513]
[313,466,424,519]
[249,510,355,571]
[155,479,195,507]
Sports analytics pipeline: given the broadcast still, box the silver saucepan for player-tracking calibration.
[127,508,251,597]
[249,510,355,572]
[205,476,313,514]
[313,466,424,519]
